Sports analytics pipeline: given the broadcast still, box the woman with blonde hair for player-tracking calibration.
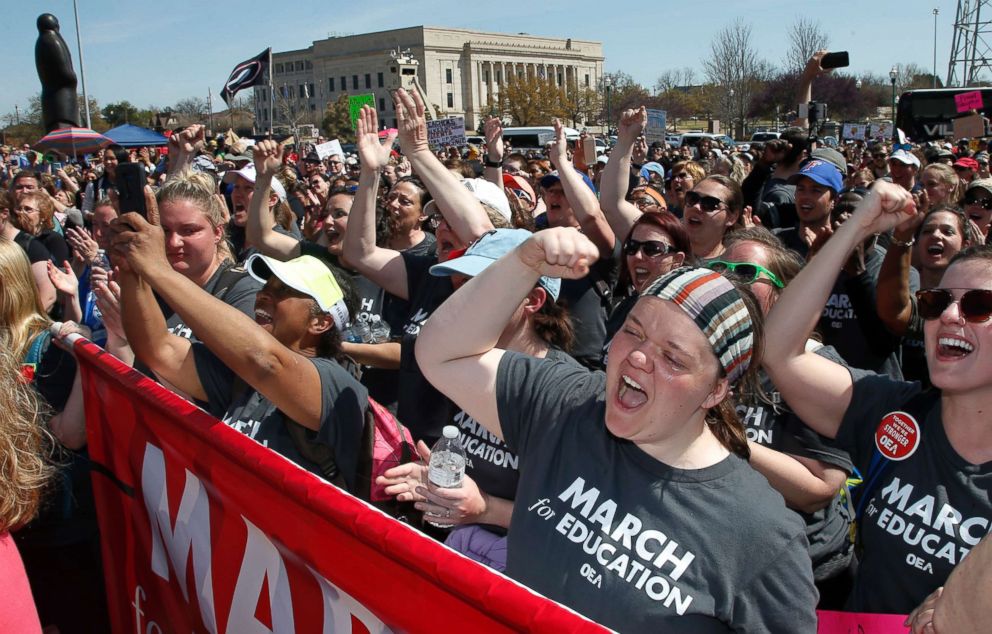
[920,162,963,210]
[0,345,52,632]
[0,237,106,632]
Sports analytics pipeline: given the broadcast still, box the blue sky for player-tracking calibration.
[1,0,957,117]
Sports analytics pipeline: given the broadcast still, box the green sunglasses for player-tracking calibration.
[705,260,785,288]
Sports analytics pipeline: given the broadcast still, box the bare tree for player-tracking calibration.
[786,18,829,74]
[173,97,208,120]
[703,20,772,138]
[654,68,696,94]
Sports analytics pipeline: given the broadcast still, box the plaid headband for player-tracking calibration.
[642,267,754,384]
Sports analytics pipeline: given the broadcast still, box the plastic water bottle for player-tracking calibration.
[426,426,466,528]
[342,320,371,343]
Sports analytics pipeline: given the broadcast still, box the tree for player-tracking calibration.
[703,19,773,139]
[562,82,602,128]
[654,68,699,129]
[102,101,139,127]
[173,97,208,120]
[498,72,568,126]
[321,94,354,142]
[786,18,829,75]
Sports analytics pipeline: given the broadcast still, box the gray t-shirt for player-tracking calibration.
[194,348,368,491]
[838,373,992,615]
[495,352,818,633]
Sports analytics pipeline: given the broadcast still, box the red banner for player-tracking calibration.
[75,338,606,633]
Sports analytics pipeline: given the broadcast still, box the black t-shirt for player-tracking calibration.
[495,352,818,633]
[404,232,437,258]
[396,252,454,445]
[837,373,992,615]
[13,230,53,264]
[162,263,262,341]
[450,347,579,502]
[38,230,70,265]
[194,346,368,490]
[757,178,796,230]
[556,238,621,369]
[817,245,918,379]
[738,344,854,580]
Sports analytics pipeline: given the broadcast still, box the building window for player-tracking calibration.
[296,61,304,72]
[341,76,346,93]
[328,77,335,92]
[446,68,453,84]
[496,71,502,84]
[585,73,590,87]
[299,85,305,99]
[379,97,386,111]
[447,93,454,108]
[309,82,315,98]
[352,75,358,90]
[484,70,490,83]
[557,73,563,86]
[377,72,384,88]
[275,63,284,74]
[305,60,312,70]
[365,74,371,89]
[311,103,316,111]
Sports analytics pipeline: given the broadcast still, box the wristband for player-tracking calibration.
[890,237,915,249]
[483,157,502,168]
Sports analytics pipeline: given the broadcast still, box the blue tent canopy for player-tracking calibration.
[104,123,168,147]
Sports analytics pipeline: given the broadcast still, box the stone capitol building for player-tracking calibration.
[254,25,604,131]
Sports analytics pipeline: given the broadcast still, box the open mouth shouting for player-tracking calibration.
[617,374,648,410]
[936,334,974,360]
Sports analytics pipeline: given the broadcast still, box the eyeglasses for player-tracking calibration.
[684,190,727,213]
[916,288,992,322]
[962,195,992,210]
[705,260,785,288]
[623,238,674,258]
[630,197,662,209]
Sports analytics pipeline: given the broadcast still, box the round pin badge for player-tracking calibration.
[874,411,921,461]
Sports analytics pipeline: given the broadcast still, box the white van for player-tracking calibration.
[502,126,580,152]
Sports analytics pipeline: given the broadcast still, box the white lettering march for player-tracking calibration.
[539,476,696,615]
[140,442,392,633]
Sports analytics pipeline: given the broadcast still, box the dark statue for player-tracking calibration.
[35,13,79,131]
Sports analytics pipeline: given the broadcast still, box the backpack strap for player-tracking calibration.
[20,330,52,382]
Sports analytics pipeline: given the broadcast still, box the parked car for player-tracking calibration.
[502,126,580,152]
[749,131,781,143]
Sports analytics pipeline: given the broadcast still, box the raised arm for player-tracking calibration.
[394,89,493,243]
[794,51,829,130]
[114,205,326,430]
[599,108,647,241]
[341,106,409,299]
[549,119,615,258]
[763,181,918,438]
[482,116,504,191]
[416,228,599,439]
[876,214,924,337]
[747,444,848,514]
[166,125,205,180]
[245,140,302,260]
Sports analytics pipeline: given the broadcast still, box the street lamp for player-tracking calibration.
[933,8,940,88]
[889,66,898,131]
[604,75,613,136]
[728,88,735,138]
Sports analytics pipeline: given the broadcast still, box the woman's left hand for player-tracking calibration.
[47,260,79,296]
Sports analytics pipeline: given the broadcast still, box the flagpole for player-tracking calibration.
[268,47,274,137]
[72,0,91,129]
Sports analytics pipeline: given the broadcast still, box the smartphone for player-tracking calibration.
[116,162,148,218]
[53,162,63,171]
[821,51,850,69]
[583,137,598,165]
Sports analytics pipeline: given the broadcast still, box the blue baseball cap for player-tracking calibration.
[788,159,843,193]
[429,228,561,300]
[640,161,665,181]
[539,169,597,195]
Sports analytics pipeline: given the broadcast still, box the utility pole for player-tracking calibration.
[207,88,214,136]
[72,0,91,128]
[14,105,20,125]
[934,8,940,88]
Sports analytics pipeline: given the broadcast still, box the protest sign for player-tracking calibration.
[426,116,467,148]
[348,94,376,129]
[315,139,343,160]
[953,112,986,140]
[842,123,866,140]
[869,122,893,139]
[955,90,984,113]
[645,109,667,144]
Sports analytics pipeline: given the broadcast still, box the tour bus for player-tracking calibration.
[502,126,580,152]
[896,88,992,141]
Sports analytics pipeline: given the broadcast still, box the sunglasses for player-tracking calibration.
[705,260,785,288]
[630,197,662,209]
[623,238,674,258]
[684,190,726,213]
[962,196,992,210]
[916,288,992,322]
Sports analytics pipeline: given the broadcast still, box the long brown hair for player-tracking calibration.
[0,346,54,531]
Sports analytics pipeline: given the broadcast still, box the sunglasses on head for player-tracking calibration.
[962,195,992,210]
[623,238,674,258]
[684,190,726,213]
[630,196,662,209]
[916,288,992,322]
[705,260,785,288]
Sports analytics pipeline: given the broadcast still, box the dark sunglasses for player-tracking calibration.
[705,260,784,288]
[684,190,726,213]
[623,238,674,258]
[916,288,992,322]
[962,196,992,210]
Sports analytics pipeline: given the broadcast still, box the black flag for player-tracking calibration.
[221,48,270,106]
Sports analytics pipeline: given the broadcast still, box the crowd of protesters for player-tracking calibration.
[1,49,991,632]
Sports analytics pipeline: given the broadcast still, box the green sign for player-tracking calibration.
[348,94,376,129]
